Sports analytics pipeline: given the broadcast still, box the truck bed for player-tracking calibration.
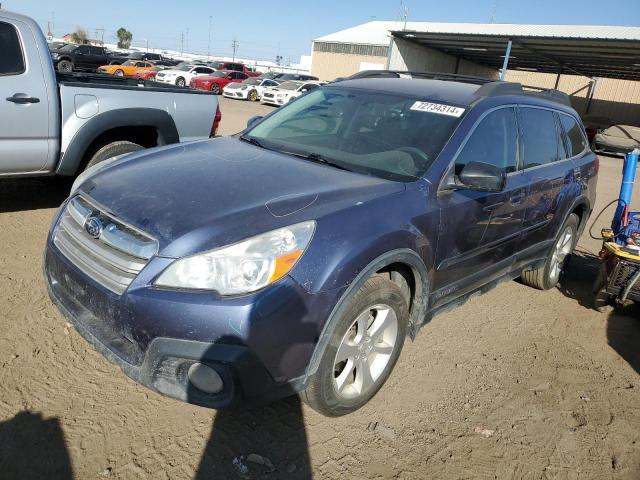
[56,72,214,95]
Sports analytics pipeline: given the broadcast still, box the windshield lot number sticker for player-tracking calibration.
[410,101,465,117]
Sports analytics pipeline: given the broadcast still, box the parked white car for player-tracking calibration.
[260,80,323,106]
[155,65,216,87]
[223,77,280,101]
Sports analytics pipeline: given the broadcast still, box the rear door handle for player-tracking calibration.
[6,94,40,104]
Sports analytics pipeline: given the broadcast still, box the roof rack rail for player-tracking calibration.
[345,69,493,85]
[521,85,572,106]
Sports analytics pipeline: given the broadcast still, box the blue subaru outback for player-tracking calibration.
[44,72,597,416]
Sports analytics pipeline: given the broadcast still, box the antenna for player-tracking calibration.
[400,1,409,30]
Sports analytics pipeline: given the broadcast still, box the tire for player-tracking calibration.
[84,141,143,171]
[114,69,124,77]
[248,89,258,101]
[176,77,186,87]
[520,213,579,290]
[210,83,220,94]
[301,275,409,417]
[57,60,73,73]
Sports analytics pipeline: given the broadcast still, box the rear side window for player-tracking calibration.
[0,22,25,75]
[455,107,518,174]
[559,114,587,157]
[519,107,560,169]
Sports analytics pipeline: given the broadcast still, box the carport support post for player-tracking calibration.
[585,77,599,114]
[499,40,512,80]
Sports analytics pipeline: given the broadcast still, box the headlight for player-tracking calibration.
[52,52,60,59]
[155,221,315,295]
[70,154,128,194]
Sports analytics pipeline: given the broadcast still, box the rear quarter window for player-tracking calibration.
[0,21,25,76]
[559,114,588,157]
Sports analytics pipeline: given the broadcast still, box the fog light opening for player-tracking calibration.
[187,362,224,394]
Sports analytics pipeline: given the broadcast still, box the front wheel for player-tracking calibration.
[84,140,143,171]
[210,83,220,94]
[520,213,579,290]
[302,275,408,416]
[248,89,258,101]
[57,60,73,73]
[176,77,186,87]
[114,69,124,77]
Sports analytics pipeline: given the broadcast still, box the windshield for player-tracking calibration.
[243,78,260,85]
[277,81,301,91]
[210,62,225,69]
[59,44,78,52]
[244,87,464,181]
[123,60,136,66]
[210,71,226,78]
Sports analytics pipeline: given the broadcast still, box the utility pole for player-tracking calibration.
[180,31,184,54]
[490,0,497,23]
[231,37,239,62]
[207,16,212,59]
[186,28,190,52]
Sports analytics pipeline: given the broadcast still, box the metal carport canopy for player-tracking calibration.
[390,24,640,80]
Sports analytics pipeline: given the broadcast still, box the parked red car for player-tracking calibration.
[133,66,166,81]
[190,70,249,94]
[209,61,260,77]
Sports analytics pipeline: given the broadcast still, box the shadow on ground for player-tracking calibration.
[195,397,312,479]
[0,411,73,480]
[0,178,71,213]
[557,249,602,309]
[560,249,640,375]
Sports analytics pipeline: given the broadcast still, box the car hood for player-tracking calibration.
[77,137,405,257]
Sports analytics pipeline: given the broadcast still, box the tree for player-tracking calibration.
[69,29,88,44]
[116,28,133,49]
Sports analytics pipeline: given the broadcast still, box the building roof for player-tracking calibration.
[314,21,640,46]
[315,21,640,80]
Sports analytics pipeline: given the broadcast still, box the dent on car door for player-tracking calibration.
[0,20,51,173]
[433,106,527,305]
[518,107,576,251]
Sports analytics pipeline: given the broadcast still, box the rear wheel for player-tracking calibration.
[84,141,143,171]
[248,89,258,101]
[176,77,186,87]
[114,69,124,77]
[57,60,73,73]
[210,83,220,94]
[302,275,408,416]
[521,213,579,290]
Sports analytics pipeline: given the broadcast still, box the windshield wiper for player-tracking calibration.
[239,135,266,149]
[284,151,353,172]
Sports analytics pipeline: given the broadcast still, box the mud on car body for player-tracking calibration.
[44,72,597,416]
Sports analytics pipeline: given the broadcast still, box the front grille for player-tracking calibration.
[609,259,640,294]
[53,196,158,295]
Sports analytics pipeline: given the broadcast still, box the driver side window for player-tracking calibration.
[454,107,518,175]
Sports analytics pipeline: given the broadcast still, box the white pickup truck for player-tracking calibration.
[0,10,220,177]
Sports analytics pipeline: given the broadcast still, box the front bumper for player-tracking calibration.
[44,225,339,408]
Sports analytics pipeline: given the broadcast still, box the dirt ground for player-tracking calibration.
[0,97,639,480]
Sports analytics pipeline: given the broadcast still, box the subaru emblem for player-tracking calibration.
[84,217,103,239]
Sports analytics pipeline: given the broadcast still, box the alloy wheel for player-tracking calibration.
[550,226,574,282]
[332,304,398,400]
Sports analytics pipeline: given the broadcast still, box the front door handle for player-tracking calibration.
[6,94,40,104]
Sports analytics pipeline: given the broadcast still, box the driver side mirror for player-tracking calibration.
[456,161,506,192]
[246,116,263,129]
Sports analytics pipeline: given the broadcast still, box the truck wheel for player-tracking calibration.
[248,90,258,101]
[114,69,124,77]
[57,60,73,73]
[176,77,186,87]
[301,275,408,416]
[520,213,579,290]
[85,141,143,170]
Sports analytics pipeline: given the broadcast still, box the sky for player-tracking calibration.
[7,0,640,63]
